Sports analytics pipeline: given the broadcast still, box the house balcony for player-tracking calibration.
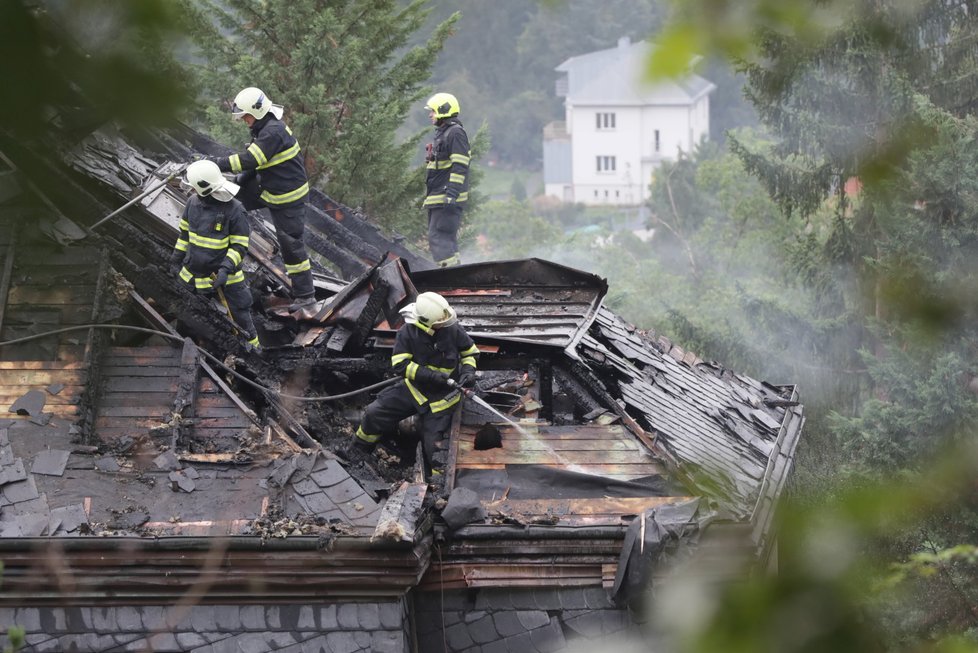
[543,121,568,141]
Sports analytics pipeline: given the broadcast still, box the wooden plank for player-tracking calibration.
[4,405,78,418]
[7,288,95,305]
[101,365,182,377]
[456,438,639,452]
[0,346,86,363]
[455,463,664,478]
[6,266,96,283]
[103,377,177,393]
[97,393,178,407]
[185,427,253,439]
[0,393,82,406]
[0,370,87,385]
[0,360,87,370]
[94,416,250,431]
[103,345,181,358]
[458,449,658,466]
[459,424,632,437]
[0,235,15,334]
[125,291,260,428]
[194,406,253,419]
[491,496,692,517]
[0,385,85,399]
[6,306,96,324]
[95,406,176,418]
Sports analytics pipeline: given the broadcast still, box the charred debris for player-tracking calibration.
[0,112,803,613]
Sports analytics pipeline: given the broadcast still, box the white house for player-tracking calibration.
[544,36,716,206]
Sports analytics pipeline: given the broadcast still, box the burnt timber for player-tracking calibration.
[0,98,802,653]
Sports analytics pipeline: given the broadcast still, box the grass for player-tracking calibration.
[477,166,543,200]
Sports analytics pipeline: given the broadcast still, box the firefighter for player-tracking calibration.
[210,87,316,312]
[352,292,480,479]
[423,92,470,267]
[168,160,260,348]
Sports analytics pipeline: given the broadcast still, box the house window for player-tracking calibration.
[596,112,616,130]
[596,156,616,172]
[654,130,660,153]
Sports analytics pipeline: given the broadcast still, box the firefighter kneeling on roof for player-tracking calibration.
[353,292,479,480]
[168,160,261,349]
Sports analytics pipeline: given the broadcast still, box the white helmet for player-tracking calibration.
[414,292,457,329]
[181,160,239,202]
[231,87,284,120]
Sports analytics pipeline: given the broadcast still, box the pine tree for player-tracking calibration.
[180,0,459,233]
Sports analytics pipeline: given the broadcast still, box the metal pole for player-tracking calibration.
[89,164,188,232]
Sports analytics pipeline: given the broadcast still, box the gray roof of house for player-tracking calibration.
[555,38,715,106]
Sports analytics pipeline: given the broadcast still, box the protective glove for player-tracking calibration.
[416,367,451,387]
[168,250,184,275]
[425,142,434,162]
[234,169,257,186]
[444,186,458,206]
[458,369,476,389]
[213,267,229,289]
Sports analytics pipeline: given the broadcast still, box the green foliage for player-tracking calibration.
[181,0,458,229]
[830,345,978,472]
[466,199,562,261]
[657,440,978,653]
[2,0,189,143]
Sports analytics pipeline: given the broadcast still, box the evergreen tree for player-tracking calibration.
[180,0,458,233]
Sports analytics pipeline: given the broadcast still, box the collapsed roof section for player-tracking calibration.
[0,104,803,610]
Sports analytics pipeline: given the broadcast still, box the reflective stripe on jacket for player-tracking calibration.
[217,115,309,208]
[391,321,479,411]
[424,118,470,208]
[172,195,250,279]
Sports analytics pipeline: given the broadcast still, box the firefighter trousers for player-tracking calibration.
[358,381,455,475]
[182,275,257,340]
[427,205,462,266]
[237,178,316,299]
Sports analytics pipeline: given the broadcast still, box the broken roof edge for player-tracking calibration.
[749,386,805,559]
[411,257,608,355]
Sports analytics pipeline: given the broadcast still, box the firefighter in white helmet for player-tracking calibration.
[352,292,479,479]
[169,160,260,348]
[208,87,317,313]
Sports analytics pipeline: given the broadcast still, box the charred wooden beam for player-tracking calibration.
[0,227,15,336]
[533,358,554,423]
[129,290,260,428]
[265,351,386,376]
[77,252,111,444]
[304,224,369,280]
[304,205,383,266]
[350,279,390,353]
[562,360,681,472]
[171,337,201,450]
[552,364,603,417]
[371,480,427,544]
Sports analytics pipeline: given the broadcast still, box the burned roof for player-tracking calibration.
[0,113,803,605]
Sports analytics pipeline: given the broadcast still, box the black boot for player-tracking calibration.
[288,295,317,313]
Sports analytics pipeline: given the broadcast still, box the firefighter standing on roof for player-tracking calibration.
[210,87,317,312]
[169,160,260,348]
[423,92,470,268]
[352,292,480,479]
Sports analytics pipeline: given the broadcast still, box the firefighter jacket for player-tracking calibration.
[173,195,250,291]
[216,114,309,208]
[423,117,470,208]
[391,321,480,413]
